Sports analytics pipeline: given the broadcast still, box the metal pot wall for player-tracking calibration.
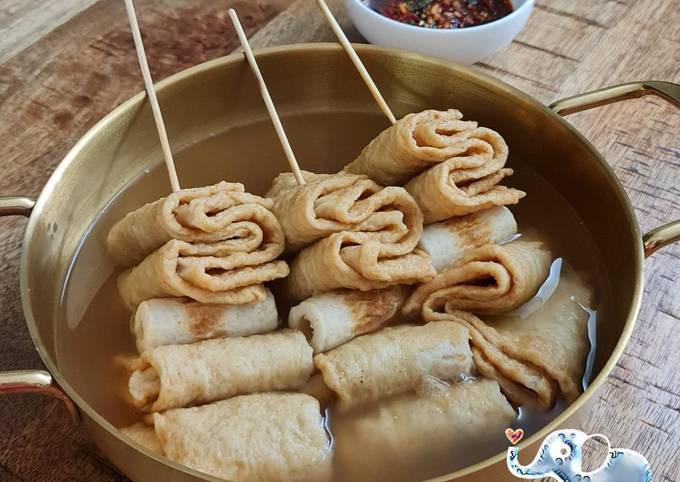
[0,44,678,482]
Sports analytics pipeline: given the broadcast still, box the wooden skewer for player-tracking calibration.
[228,9,306,186]
[123,0,180,192]
[314,0,396,125]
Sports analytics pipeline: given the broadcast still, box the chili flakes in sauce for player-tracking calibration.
[383,0,514,29]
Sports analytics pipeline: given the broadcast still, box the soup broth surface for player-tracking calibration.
[58,110,611,482]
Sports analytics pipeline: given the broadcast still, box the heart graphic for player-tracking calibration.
[505,428,524,445]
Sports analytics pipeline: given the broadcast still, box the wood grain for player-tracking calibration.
[250,0,360,48]
[0,0,678,481]
[0,1,291,481]
[0,0,98,63]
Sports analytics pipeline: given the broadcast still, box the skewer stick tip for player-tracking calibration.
[123,0,181,192]
[229,8,306,186]
[314,0,396,125]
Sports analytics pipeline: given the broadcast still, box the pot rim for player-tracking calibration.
[18,42,644,481]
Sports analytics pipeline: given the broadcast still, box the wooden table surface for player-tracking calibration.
[0,0,678,480]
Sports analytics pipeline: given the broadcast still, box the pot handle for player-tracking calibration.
[0,196,80,423]
[0,196,35,216]
[0,371,80,423]
[549,81,680,258]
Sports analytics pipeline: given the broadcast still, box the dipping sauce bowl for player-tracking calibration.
[345,0,535,64]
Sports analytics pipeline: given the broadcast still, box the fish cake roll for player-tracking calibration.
[267,171,419,253]
[124,393,332,482]
[333,379,515,481]
[107,181,278,267]
[419,206,517,272]
[286,232,434,303]
[118,238,289,309]
[154,393,332,482]
[345,109,479,185]
[289,287,407,353]
[133,289,278,352]
[314,321,473,410]
[403,241,551,318]
[422,264,593,408]
[128,330,313,412]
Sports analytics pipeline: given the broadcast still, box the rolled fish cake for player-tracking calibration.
[132,289,278,352]
[117,237,289,309]
[344,109,524,221]
[124,393,332,482]
[289,286,407,353]
[314,321,474,410]
[404,127,524,223]
[418,206,518,272]
[278,180,433,302]
[422,266,592,408]
[285,231,435,303]
[403,241,551,318]
[128,330,313,412]
[107,181,277,268]
[345,109,480,185]
[333,379,516,481]
[267,170,422,253]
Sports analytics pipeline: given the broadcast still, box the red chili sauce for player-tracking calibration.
[383,0,514,29]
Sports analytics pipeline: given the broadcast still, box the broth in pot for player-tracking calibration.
[58,109,611,482]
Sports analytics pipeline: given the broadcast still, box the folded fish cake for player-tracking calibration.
[404,128,524,223]
[132,289,279,352]
[403,240,551,318]
[289,286,407,353]
[345,109,479,185]
[267,170,421,253]
[107,181,277,267]
[422,264,593,408]
[286,232,434,303]
[344,109,525,220]
[314,321,474,410]
[117,238,289,309]
[123,393,332,482]
[333,379,516,481]
[128,330,313,412]
[419,205,518,272]
[109,181,289,309]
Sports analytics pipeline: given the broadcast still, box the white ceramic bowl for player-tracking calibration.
[345,0,535,65]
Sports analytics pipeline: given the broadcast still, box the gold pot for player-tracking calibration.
[0,44,678,482]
